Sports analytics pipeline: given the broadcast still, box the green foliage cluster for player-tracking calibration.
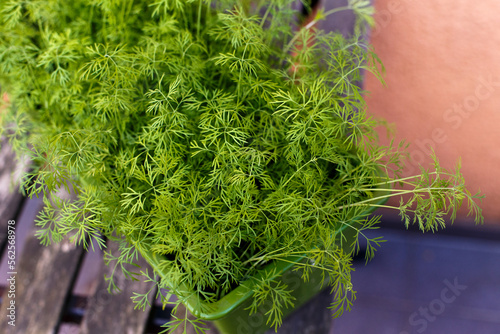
[0,0,483,332]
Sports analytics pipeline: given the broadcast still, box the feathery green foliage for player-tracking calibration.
[0,0,483,332]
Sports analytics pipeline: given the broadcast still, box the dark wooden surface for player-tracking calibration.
[0,138,25,252]
[0,140,160,333]
[0,189,85,334]
[79,240,156,334]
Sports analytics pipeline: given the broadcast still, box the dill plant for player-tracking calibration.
[0,0,483,332]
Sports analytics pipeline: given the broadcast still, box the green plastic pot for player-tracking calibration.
[138,188,388,334]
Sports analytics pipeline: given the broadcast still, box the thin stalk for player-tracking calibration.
[259,3,272,28]
[332,187,459,212]
[283,5,352,54]
[197,0,202,40]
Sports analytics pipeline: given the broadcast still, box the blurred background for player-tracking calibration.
[0,0,499,333]
[327,0,500,333]
[364,0,500,224]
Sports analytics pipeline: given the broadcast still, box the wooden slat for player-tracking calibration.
[0,189,85,334]
[0,138,25,249]
[79,240,156,334]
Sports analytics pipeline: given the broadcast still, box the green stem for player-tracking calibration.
[332,187,458,212]
[259,3,272,28]
[283,5,352,54]
[196,0,202,40]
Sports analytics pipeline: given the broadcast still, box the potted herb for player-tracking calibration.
[0,0,483,333]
